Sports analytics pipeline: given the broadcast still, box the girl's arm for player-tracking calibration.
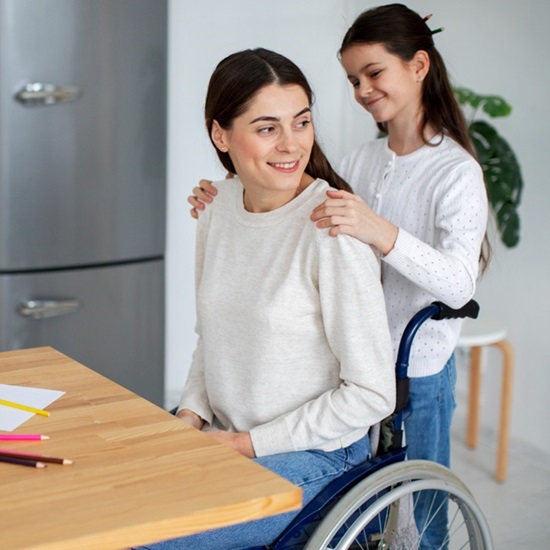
[310,169,488,308]
[380,167,488,308]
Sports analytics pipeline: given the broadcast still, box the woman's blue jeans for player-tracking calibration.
[405,355,457,550]
[135,433,370,550]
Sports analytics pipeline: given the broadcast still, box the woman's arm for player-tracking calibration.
[249,233,396,457]
[177,206,216,427]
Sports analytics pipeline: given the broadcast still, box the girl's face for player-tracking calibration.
[341,42,428,128]
[211,84,314,211]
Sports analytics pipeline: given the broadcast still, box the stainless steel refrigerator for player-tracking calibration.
[0,0,167,406]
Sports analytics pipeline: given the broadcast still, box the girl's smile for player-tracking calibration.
[341,42,426,128]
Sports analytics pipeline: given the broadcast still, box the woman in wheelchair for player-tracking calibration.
[134,48,396,549]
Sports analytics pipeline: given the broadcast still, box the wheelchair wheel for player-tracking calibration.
[304,460,493,550]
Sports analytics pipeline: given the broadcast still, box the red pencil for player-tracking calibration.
[0,455,47,468]
[0,434,49,441]
[0,449,73,465]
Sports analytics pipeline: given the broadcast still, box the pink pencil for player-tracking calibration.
[0,434,49,441]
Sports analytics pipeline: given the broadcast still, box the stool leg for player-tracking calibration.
[466,346,483,449]
[493,339,514,482]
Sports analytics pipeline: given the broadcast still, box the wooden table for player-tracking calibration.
[0,347,301,550]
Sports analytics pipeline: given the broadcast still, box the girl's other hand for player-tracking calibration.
[311,189,398,255]
[188,179,218,219]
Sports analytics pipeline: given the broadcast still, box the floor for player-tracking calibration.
[450,420,550,549]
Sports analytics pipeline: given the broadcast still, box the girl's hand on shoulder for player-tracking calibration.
[311,189,398,255]
[310,189,374,241]
[188,179,218,219]
[205,430,256,458]
[189,172,235,219]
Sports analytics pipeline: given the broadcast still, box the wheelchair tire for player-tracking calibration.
[304,459,493,550]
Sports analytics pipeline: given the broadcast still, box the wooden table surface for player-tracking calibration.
[0,347,301,550]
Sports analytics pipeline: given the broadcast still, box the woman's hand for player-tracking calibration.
[310,189,399,256]
[176,409,255,457]
[189,179,218,219]
[205,430,256,458]
[176,408,205,430]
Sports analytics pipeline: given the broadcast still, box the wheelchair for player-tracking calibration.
[267,300,494,550]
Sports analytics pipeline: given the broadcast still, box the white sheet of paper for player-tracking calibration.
[0,384,65,431]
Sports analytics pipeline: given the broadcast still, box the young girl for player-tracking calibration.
[191,5,489,547]
[138,48,395,550]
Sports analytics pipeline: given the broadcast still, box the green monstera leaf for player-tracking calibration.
[469,121,522,247]
[455,88,523,247]
[455,87,512,118]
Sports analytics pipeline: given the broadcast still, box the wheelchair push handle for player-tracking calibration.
[431,300,480,320]
[396,299,480,379]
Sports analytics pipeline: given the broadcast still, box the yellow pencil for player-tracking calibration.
[0,399,50,417]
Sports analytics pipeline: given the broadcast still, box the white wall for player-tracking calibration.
[167,1,550,456]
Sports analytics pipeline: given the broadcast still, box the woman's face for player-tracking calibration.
[212,84,314,211]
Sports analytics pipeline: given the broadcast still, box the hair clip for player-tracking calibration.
[423,13,444,35]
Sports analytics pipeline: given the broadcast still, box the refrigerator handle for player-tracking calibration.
[18,299,81,320]
[14,83,82,107]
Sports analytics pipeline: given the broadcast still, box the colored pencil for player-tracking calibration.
[0,398,50,417]
[0,455,47,468]
[0,449,73,465]
[0,434,49,441]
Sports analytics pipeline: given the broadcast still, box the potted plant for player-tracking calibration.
[454,87,523,248]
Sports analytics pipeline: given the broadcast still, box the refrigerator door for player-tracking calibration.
[0,259,165,405]
[0,0,167,271]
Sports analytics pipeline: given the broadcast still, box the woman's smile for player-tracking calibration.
[269,160,300,172]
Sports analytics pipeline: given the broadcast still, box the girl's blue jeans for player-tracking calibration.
[405,354,457,550]
[135,432,370,550]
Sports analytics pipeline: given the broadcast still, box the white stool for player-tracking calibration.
[456,318,514,482]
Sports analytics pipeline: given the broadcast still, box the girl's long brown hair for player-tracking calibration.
[340,3,490,270]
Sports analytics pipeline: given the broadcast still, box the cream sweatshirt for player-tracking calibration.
[179,177,395,457]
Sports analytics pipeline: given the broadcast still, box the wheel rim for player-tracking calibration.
[334,479,485,550]
[305,461,493,550]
